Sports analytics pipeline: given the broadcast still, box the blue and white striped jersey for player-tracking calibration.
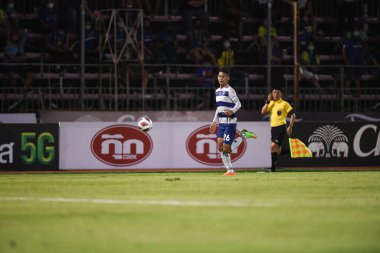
[212,85,241,124]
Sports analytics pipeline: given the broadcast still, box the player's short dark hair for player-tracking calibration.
[219,68,230,76]
[271,87,282,92]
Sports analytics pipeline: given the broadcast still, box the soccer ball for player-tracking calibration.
[137,116,153,132]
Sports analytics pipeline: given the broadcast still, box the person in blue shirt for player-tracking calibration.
[46,23,74,69]
[3,30,34,87]
[83,20,99,62]
[342,26,365,94]
[38,0,60,32]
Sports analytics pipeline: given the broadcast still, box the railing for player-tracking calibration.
[11,0,380,18]
[0,63,379,113]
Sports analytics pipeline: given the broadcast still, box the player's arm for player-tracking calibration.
[224,89,241,116]
[261,93,272,114]
[287,110,296,136]
[210,110,218,133]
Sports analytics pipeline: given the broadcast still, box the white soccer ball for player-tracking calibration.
[137,116,153,132]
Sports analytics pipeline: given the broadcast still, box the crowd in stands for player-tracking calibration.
[0,0,379,92]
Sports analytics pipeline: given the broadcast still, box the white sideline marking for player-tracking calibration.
[0,197,277,207]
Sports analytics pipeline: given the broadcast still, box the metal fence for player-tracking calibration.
[11,0,380,18]
[0,63,379,113]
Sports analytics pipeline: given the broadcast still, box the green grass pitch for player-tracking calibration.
[0,171,379,253]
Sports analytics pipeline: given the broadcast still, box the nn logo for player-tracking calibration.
[186,125,246,166]
[308,124,349,158]
[91,125,153,166]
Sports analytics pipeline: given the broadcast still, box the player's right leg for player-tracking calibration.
[269,125,286,172]
[218,123,237,176]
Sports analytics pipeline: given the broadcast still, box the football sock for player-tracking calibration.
[231,137,243,152]
[221,151,233,171]
[271,152,277,172]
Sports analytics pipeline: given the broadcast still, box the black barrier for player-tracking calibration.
[279,122,380,167]
[0,124,59,171]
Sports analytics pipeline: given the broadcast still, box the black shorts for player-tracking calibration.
[271,125,287,147]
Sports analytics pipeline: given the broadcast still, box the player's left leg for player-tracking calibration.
[231,129,257,152]
[221,144,235,176]
[241,129,257,139]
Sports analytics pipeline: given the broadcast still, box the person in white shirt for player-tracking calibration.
[209,68,242,176]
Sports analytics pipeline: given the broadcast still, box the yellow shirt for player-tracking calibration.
[217,49,234,67]
[267,98,293,127]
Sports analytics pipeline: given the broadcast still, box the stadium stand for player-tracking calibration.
[0,0,379,113]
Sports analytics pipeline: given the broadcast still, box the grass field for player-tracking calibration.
[0,171,380,253]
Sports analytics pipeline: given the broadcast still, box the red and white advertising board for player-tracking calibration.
[59,122,271,170]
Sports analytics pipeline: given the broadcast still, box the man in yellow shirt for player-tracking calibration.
[261,88,296,172]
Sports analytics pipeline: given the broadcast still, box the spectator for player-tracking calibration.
[0,6,6,48]
[300,41,321,89]
[45,23,74,69]
[82,19,99,63]
[113,0,140,60]
[183,0,209,38]
[114,14,150,95]
[138,18,155,63]
[138,0,162,15]
[112,21,137,64]
[221,0,247,40]
[257,17,278,64]
[298,11,316,51]
[249,0,268,20]
[187,17,215,65]
[270,37,284,87]
[336,0,356,36]
[370,45,380,79]
[258,18,277,48]
[298,0,310,12]
[222,19,241,54]
[62,0,84,33]
[156,24,190,64]
[216,38,245,86]
[38,0,61,33]
[4,0,19,30]
[196,55,215,88]
[121,0,140,25]
[195,55,216,109]
[217,38,235,68]
[342,26,365,94]
[3,30,34,87]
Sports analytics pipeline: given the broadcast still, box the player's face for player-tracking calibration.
[217,72,229,86]
[272,89,281,100]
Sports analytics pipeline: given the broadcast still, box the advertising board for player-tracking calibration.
[0,124,59,170]
[280,122,380,167]
[59,122,271,170]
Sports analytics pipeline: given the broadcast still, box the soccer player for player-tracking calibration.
[261,87,295,172]
[209,68,255,176]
